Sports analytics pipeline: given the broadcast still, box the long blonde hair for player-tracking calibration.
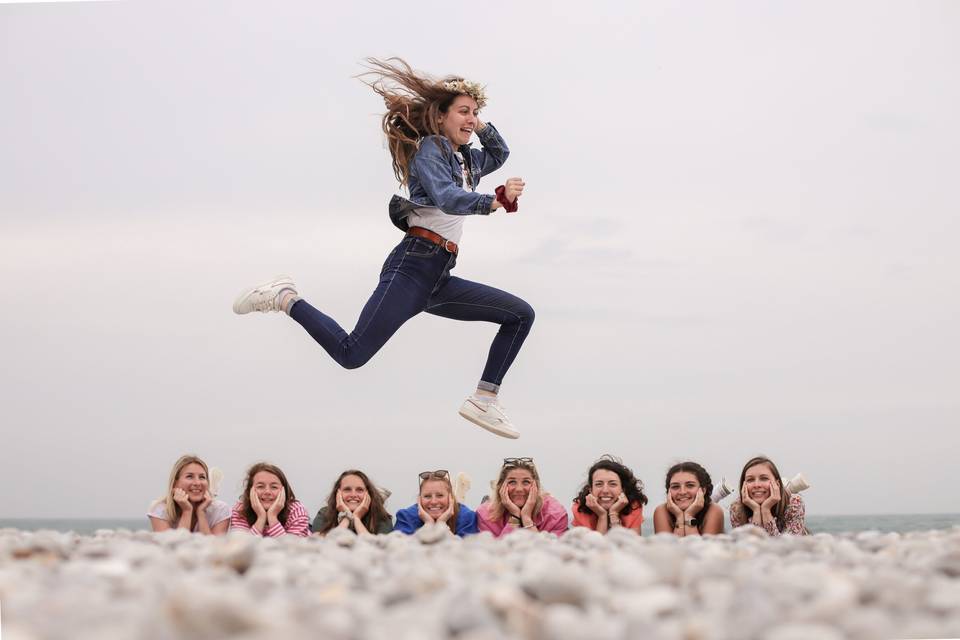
[160,454,209,525]
[487,460,544,523]
[419,473,461,535]
[358,57,480,186]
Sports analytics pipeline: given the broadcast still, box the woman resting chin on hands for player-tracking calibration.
[394,470,478,537]
[572,455,648,534]
[729,456,808,536]
[476,458,568,537]
[147,454,229,535]
[313,469,394,536]
[230,462,310,537]
[653,461,724,536]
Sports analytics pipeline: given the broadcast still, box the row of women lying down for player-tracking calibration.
[148,454,809,539]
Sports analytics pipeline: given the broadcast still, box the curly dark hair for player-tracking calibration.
[663,461,714,534]
[575,455,648,516]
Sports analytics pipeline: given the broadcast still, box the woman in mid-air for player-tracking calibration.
[233,58,532,439]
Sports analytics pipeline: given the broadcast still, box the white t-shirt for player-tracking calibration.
[147,498,231,531]
[406,151,472,245]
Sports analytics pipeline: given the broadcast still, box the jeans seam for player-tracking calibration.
[424,301,524,385]
[356,249,409,338]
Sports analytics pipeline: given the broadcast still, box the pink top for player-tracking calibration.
[729,493,807,536]
[476,494,569,537]
[229,500,311,537]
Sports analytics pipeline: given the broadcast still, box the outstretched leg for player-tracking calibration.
[425,275,535,438]
[235,236,454,370]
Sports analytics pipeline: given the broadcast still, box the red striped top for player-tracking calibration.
[229,500,311,537]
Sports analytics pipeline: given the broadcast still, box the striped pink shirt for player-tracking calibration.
[229,500,311,537]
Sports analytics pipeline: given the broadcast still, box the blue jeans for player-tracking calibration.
[289,234,534,391]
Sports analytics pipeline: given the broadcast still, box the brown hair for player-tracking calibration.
[419,473,461,535]
[487,459,544,523]
[317,469,390,535]
[735,456,791,532]
[239,462,297,527]
[358,57,478,186]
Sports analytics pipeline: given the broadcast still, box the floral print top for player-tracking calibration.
[729,493,807,536]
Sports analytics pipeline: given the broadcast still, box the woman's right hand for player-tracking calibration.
[335,490,348,513]
[418,499,435,525]
[741,482,761,512]
[250,487,267,518]
[665,493,684,519]
[173,488,193,511]
[585,494,606,517]
[499,483,522,518]
[502,177,524,202]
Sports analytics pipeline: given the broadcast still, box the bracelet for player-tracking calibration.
[523,524,536,530]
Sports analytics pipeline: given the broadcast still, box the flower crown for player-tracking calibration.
[442,78,487,109]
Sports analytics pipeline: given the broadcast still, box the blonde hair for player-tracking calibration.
[487,460,544,523]
[419,474,461,535]
[160,454,209,525]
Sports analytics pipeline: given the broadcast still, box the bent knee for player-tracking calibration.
[516,301,535,326]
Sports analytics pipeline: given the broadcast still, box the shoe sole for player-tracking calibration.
[232,275,295,314]
[458,408,520,439]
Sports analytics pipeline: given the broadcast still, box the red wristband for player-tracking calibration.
[495,185,519,213]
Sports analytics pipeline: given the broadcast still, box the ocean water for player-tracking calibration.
[2,513,959,536]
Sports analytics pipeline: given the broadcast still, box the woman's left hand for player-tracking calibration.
[760,481,781,513]
[609,493,629,516]
[354,492,371,519]
[267,487,286,518]
[197,490,213,513]
[437,501,455,524]
[684,489,705,517]
[520,483,538,520]
[502,177,525,203]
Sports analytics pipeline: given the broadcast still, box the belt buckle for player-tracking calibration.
[443,239,455,254]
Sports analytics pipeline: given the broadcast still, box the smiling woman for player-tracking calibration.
[729,456,808,536]
[476,458,568,537]
[653,461,725,536]
[394,470,478,537]
[147,454,230,535]
[229,462,310,537]
[312,469,393,536]
[572,455,648,534]
[231,57,533,439]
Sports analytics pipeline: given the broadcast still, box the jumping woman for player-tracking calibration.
[233,58,533,439]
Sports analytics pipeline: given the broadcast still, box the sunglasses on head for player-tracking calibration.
[418,469,450,484]
[502,457,534,467]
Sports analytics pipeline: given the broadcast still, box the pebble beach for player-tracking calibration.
[2,526,959,640]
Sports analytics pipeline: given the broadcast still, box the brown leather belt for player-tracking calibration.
[407,226,458,255]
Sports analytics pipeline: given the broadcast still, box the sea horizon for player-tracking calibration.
[3,512,958,536]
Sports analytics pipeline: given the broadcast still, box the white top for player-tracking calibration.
[147,498,231,531]
[406,151,472,245]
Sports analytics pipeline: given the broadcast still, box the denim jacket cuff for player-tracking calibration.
[477,122,500,142]
[475,193,494,215]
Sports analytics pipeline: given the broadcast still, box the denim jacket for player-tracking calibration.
[388,123,510,231]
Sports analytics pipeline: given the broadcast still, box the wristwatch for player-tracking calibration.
[684,517,699,527]
[337,510,353,523]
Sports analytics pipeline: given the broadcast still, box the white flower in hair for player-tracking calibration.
[442,79,488,108]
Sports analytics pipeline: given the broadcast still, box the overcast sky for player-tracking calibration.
[2,1,958,519]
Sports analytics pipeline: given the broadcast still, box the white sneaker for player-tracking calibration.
[233,275,297,314]
[458,396,520,439]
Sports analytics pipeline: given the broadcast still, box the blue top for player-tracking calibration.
[394,503,479,537]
